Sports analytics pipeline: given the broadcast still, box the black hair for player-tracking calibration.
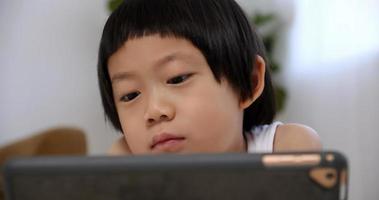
[98,0,276,133]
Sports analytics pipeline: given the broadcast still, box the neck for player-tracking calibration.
[240,131,248,152]
[232,132,248,153]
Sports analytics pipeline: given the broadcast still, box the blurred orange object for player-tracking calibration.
[0,127,87,200]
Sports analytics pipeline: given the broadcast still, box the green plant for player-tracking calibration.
[107,0,123,12]
[106,1,286,112]
[252,13,286,112]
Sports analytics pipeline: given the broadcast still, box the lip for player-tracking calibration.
[151,133,185,151]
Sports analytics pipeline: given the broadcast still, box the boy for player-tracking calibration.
[97,0,321,154]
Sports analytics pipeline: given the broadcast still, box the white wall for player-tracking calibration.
[0,0,119,154]
[266,1,379,200]
[1,0,378,199]
[243,1,379,199]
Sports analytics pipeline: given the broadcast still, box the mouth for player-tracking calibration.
[151,133,186,152]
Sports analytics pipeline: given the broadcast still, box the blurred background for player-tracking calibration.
[0,0,378,199]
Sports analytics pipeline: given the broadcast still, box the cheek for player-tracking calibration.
[178,82,243,145]
[117,107,136,132]
[187,96,239,130]
[117,107,148,152]
[116,97,149,134]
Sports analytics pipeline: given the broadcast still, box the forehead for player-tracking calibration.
[107,35,207,75]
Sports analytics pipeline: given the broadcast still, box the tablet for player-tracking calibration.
[3,152,348,200]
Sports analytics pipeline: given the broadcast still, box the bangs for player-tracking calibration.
[100,0,253,87]
[102,0,211,61]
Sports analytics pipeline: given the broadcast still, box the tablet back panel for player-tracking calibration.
[3,152,348,200]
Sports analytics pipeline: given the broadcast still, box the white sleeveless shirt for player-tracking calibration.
[245,121,282,153]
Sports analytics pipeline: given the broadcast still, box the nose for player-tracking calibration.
[143,91,175,126]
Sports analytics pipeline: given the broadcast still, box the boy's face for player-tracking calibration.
[108,35,247,154]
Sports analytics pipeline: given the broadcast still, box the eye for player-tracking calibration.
[120,91,140,102]
[167,74,192,85]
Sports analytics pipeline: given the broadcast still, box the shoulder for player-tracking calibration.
[108,136,131,155]
[273,123,322,152]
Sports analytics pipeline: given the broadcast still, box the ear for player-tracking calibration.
[240,55,266,109]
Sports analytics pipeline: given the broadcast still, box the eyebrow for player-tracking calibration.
[111,71,135,84]
[110,52,197,84]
